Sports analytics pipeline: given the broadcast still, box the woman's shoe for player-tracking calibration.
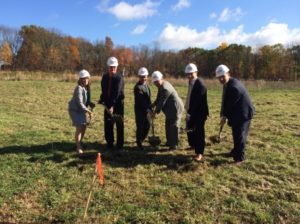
[194,154,203,162]
[76,149,83,154]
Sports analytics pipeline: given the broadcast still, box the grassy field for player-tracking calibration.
[0,75,299,223]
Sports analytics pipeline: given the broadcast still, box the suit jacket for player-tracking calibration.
[154,81,184,120]
[221,77,255,127]
[134,81,152,115]
[187,78,209,125]
[99,72,124,111]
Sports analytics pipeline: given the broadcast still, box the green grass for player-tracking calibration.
[0,78,299,223]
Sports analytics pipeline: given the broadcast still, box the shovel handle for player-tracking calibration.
[218,124,224,137]
[151,118,155,136]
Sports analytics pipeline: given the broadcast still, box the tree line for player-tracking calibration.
[0,25,299,80]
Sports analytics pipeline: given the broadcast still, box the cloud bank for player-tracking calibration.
[97,0,160,20]
[158,22,300,49]
[131,24,147,35]
[171,0,190,11]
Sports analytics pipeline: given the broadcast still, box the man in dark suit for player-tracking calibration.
[216,64,255,165]
[99,57,124,150]
[134,67,152,149]
[184,63,209,161]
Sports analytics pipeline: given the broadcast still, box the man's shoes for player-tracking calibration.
[137,143,144,150]
[234,160,245,165]
[168,145,178,150]
[137,144,144,150]
[106,144,114,149]
[116,146,123,150]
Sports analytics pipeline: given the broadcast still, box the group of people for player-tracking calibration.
[68,56,255,165]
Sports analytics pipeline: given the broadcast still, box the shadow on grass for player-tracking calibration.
[69,145,198,172]
[0,142,199,171]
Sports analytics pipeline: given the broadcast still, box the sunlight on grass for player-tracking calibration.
[0,79,299,223]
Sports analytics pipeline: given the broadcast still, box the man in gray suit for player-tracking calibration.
[151,71,184,150]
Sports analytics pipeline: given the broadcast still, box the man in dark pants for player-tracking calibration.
[134,67,152,149]
[216,64,255,165]
[99,57,124,150]
[184,63,209,161]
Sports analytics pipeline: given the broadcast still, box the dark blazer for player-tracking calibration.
[134,82,152,114]
[99,72,124,111]
[221,77,255,127]
[188,78,209,125]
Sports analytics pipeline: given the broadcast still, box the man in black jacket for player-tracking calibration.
[184,63,209,161]
[99,57,124,150]
[134,67,152,149]
[216,64,255,164]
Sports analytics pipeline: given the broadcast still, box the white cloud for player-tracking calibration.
[172,0,190,11]
[158,24,220,49]
[209,12,217,19]
[218,7,243,22]
[99,0,160,20]
[96,0,110,12]
[131,24,147,35]
[158,22,300,50]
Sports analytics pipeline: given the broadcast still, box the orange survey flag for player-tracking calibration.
[96,153,104,185]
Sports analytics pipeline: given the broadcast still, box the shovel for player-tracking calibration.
[86,103,95,126]
[148,118,161,147]
[210,123,224,144]
[99,103,123,124]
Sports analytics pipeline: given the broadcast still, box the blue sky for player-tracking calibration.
[1,0,300,50]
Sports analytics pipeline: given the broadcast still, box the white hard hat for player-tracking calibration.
[79,69,90,78]
[185,63,198,73]
[216,64,230,77]
[138,67,149,76]
[107,57,118,66]
[151,71,163,83]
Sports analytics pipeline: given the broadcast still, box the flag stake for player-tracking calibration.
[83,153,104,220]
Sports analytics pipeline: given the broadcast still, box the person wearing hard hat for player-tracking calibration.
[216,64,255,165]
[184,63,209,161]
[151,71,184,150]
[133,67,152,149]
[99,57,125,150]
[68,69,93,154]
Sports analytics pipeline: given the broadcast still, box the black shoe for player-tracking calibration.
[116,145,123,150]
[106,144,114,149]
[137,143,144,150]
[169,145,178,150]
[234,160,245,165]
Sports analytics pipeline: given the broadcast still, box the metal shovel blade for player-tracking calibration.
[148,118,161,146]
[209,124,224,144]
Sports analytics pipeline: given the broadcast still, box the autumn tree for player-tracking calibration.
[105,36,114,57]
[0,42,13,65]
[113,47,133,75]
[66,37,81,70]
[78,39,96,73]
[94,41,107,74]
[217,44,253,79]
